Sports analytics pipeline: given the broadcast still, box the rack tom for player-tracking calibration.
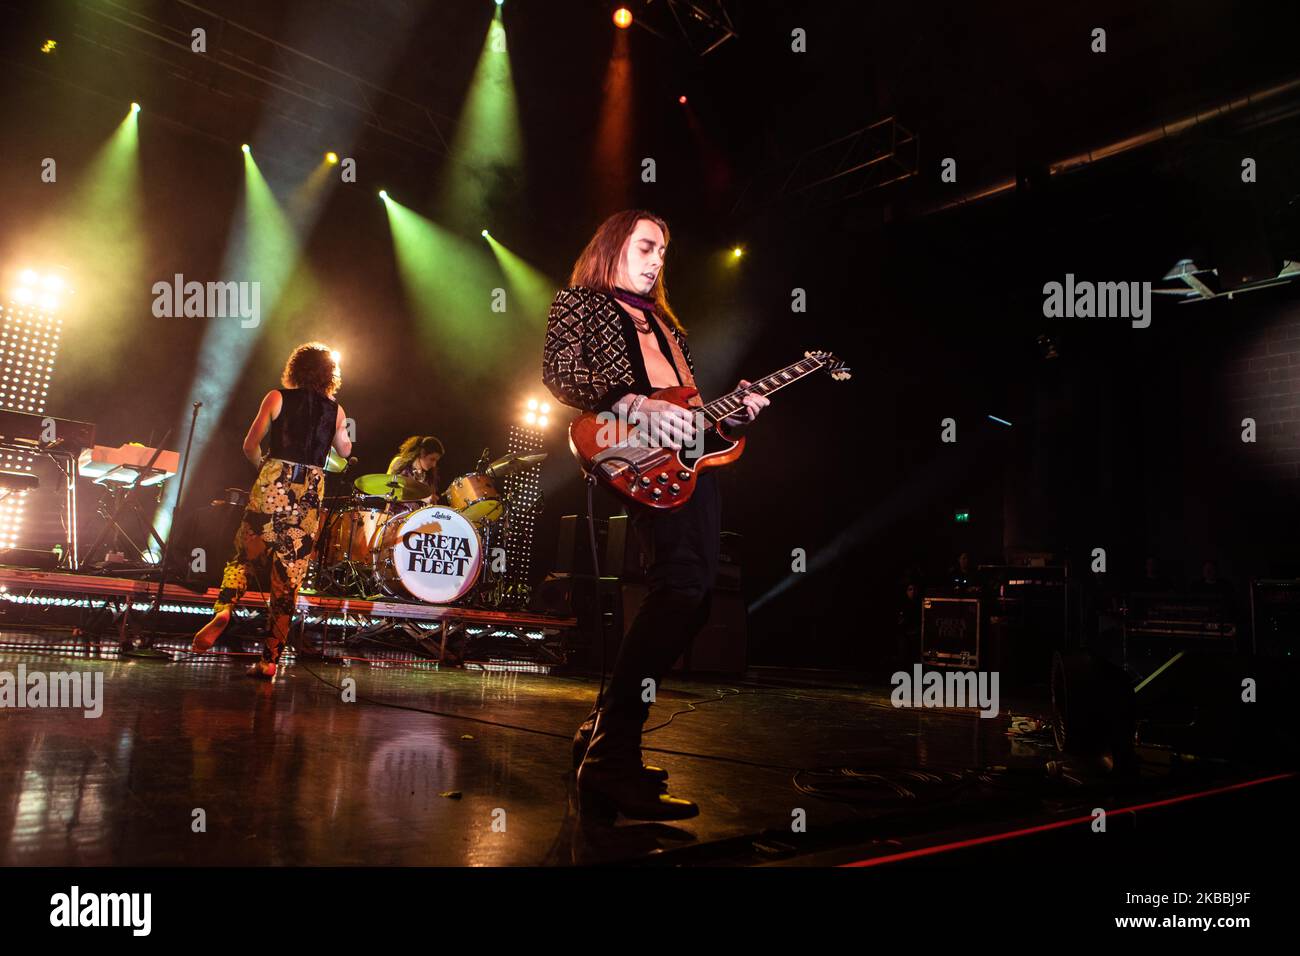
[444,472,503,524]
[321,506,390,565]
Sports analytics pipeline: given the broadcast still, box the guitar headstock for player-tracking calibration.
[805,350,852,381]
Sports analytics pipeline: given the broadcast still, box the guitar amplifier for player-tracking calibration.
[1249,580,1300,658]
[170,500,245,587]
[549,527,747,675]
[620,582,748,676]
[921,596,980,669]
[1124,593,1236,641]
[555,514,640,578]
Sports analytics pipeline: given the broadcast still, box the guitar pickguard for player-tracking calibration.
[680,426,737,469]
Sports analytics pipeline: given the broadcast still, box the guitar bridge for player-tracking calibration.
[592,443,671,482]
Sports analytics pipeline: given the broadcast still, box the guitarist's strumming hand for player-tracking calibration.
[636,397,697,450]
[722,380,769,427]
[617,394,698,451]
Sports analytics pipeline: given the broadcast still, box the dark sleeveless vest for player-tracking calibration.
[268,388,337,467]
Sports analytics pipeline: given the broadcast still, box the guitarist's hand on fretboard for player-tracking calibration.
[721,379,771,427]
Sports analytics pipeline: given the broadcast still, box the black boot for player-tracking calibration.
[577,711,697,822]
[572,705,668,780]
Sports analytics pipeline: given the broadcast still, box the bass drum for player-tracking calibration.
[374,505,483,604]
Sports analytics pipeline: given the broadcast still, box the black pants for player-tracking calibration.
[586,471,721,765]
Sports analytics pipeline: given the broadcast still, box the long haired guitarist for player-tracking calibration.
[543,210,767,821]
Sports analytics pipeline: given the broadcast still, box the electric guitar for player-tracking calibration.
[568,350,851,509]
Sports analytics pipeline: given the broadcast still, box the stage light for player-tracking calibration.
[325,151,339,164]
[527,398,538,410]
[539,402,549,414]
[130,101,140,113]
[3,268,67,418]
[679,95,687,105]
[436,2,522,235]
[378,189,388,200]
[241,143,250,153]
[537,415,548,428]
[495,0,504,5]
[732,246,743,258]
[41,39,57,54]
[613,7,632,28]
[481,229,490,238]
[524,411,536,425]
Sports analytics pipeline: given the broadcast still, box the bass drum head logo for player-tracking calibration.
[392,507,482,603]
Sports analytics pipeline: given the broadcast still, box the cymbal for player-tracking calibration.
[353,473,432,501]
[484,451,547,478]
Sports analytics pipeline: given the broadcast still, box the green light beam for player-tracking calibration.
[483,233,555,327]
[382,195,507,375]
[437,7,523,233]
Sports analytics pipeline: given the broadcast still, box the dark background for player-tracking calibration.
[3,0,1300,669]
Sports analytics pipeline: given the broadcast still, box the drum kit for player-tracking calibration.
[312,451,546,607]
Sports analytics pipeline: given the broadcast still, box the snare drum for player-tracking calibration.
[374,505,483,603]
[443,472,503,524]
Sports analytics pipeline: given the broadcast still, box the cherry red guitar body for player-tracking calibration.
[568,385,744,510]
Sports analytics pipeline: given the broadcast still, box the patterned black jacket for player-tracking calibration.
[542,286,695,413]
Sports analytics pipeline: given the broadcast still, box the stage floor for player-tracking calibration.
[0,633,1295,867]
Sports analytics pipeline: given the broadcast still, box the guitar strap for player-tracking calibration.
[651,314,703,408]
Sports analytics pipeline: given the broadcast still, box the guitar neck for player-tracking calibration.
[701,356,826,423]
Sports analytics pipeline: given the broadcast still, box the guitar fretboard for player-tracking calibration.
[701,357,824,424]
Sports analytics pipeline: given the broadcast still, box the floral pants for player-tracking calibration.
[214,458,325,664]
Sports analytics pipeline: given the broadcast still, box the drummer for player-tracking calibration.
[387,436,444,506]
